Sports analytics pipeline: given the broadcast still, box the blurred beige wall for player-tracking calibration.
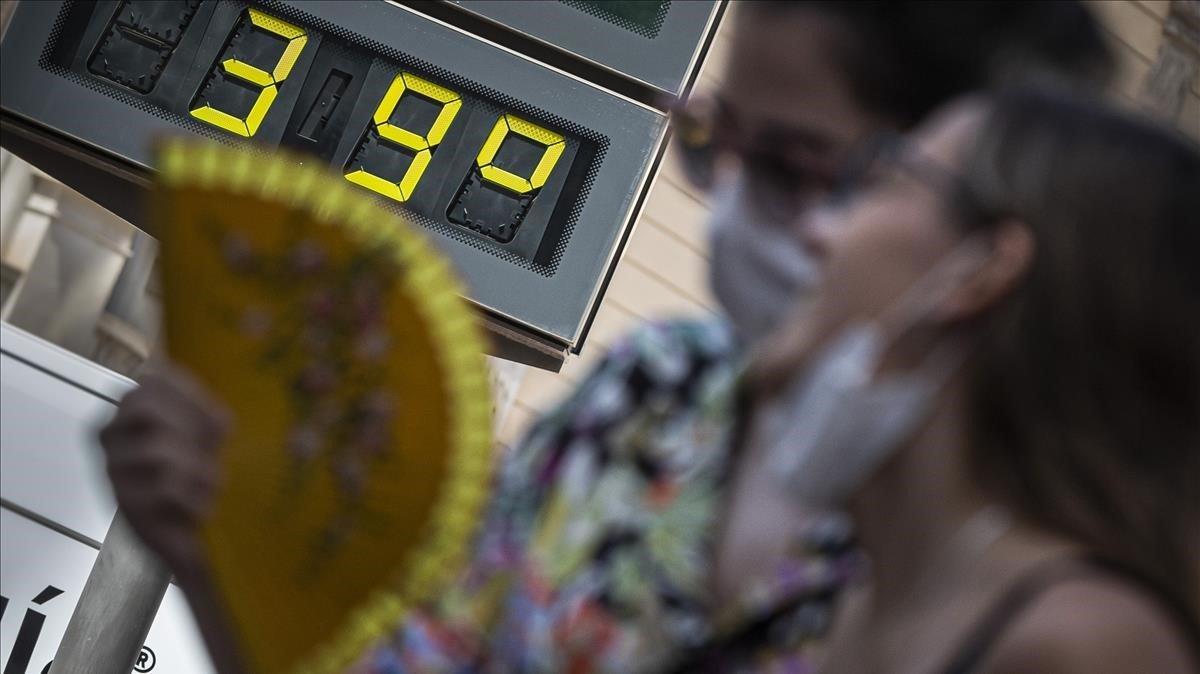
[1091,0,1200,123]
[498,0,1200,445]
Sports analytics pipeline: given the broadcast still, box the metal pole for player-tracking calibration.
[48,514,171,674]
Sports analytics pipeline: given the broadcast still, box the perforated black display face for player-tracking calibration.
[560,1,670,39]
[2,0,668,345]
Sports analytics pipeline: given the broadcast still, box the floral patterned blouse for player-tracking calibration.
[355,319,862,674]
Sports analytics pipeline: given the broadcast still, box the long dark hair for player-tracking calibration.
[746,1,1113,126]
[957,88,1200,624]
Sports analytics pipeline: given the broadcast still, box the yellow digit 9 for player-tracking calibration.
[344,73,462,203]
[189,9,308,138]
[475,115,565,194]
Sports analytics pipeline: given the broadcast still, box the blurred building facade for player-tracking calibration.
[1,0,1196,445]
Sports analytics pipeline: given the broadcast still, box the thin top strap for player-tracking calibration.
[939,554,1200,674]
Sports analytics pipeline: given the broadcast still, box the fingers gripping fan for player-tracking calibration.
[155,139,493,673]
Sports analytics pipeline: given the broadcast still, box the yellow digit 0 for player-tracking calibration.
[475,115,565,194]
[344,73,462,203]
[190,9,308,138]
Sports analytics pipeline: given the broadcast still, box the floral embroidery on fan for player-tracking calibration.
[206,216,405,567]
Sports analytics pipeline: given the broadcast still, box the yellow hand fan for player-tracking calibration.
[155,138,493,673]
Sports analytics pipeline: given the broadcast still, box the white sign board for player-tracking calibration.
[1,345,121,545]
[0,509,213,674]
[0,325,212,673]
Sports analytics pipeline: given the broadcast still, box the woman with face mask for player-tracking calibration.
[732,89,1200,673]
[98,5,1118,674]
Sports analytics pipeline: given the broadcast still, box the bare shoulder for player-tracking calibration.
[981,576,1198,674]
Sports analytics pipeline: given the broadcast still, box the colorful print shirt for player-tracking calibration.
[356,319,861,674]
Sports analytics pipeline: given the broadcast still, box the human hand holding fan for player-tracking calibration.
[147,139,493,673]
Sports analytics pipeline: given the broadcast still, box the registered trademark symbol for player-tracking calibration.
[134,646,156,672]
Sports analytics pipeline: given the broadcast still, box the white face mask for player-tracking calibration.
[708,175,821,346]
[755,243,984,509]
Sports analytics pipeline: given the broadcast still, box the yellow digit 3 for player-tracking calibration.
[190,9,308,138]
[475,115,565,195]
[344,73,462,203]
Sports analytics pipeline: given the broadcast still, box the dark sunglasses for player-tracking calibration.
[669,97,845,224]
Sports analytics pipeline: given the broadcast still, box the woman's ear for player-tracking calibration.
[939,220,1035,323]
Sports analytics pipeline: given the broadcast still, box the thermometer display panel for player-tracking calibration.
[2,0,668,344]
